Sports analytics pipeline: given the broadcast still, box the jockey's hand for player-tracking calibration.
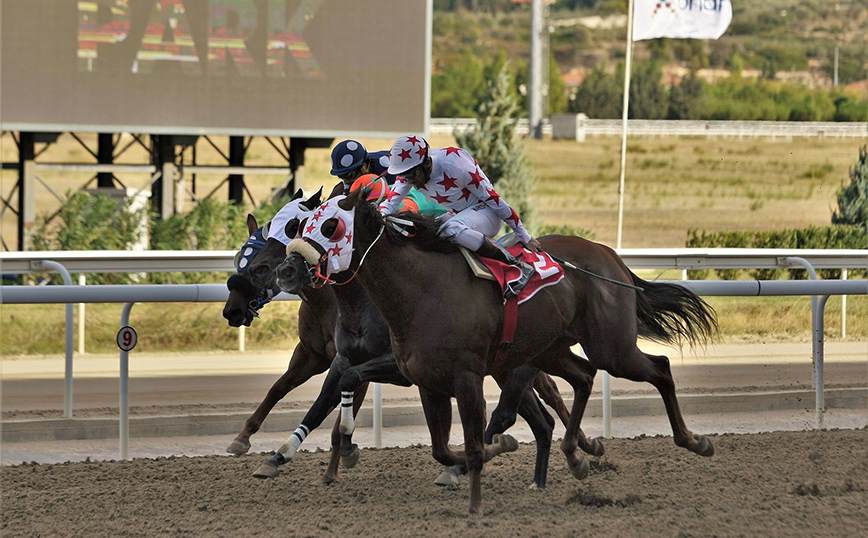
[435,211,455,225]
[524,237,541,253]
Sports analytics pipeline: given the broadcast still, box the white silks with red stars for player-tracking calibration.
[301,196,355,275]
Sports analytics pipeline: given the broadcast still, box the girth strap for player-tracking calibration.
[491,295,519,372]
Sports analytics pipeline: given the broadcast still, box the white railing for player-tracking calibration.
[429,118,868,139]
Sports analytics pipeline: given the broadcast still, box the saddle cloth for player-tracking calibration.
[460,238,565,304]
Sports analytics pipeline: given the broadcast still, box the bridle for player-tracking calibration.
[302,211,416,289]
[227,229,282,319]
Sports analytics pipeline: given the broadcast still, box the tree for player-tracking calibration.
[431,50,487,117]
[629,60,668,119]
[668,70,705,120]
[832,145,868,233]
[455,63,538,233]
[569,65,622,118]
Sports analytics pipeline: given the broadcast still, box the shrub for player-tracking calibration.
[832,145,868,232]
[686,226,867,279]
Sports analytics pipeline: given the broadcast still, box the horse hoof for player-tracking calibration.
[493,433,519,453]
[589,438,605,457]
[528,482,545,491]
[434,469,460,487]
[568,457,590,481]
[695,436,715,457]
[226,439,251,455]
[340,445,360,469]
[252,463,280,479]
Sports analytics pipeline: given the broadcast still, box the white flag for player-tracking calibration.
[633,0,733,41]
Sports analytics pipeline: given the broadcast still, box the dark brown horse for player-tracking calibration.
[224,190,573,487]
[278,189,717,514]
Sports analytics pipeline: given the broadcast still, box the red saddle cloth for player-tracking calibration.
[478,245,564,304]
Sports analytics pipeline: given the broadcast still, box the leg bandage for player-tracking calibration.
[278,425,310,459]
[340,391,355,434]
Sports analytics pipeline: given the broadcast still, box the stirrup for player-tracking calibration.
[504,262,533,299]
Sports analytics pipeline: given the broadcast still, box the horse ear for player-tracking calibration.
[302,186,324,210]
[338,188,361,211]
[246,214,258,235]
[310,186,323,206]
[292,188,304,201]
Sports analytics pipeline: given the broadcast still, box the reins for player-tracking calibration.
[547,253,644,292]
[311,222,388,287]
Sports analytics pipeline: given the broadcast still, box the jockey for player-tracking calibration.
[329,139,394,198]
[378,135,541,298]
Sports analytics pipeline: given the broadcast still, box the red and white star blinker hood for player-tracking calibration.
[289,196,355,276]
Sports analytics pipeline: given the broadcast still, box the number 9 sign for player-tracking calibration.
[117,326,138,351]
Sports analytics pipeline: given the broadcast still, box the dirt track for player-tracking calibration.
[2,428,866,537]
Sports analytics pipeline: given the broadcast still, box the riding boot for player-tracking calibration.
[476,237,534,299]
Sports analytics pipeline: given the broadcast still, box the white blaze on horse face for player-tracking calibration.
[269,198,315,246]
[302,196,356,275]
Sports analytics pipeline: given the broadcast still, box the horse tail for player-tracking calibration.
[631,272,718,348]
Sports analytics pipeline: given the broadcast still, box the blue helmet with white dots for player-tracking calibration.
[330,140,368,176]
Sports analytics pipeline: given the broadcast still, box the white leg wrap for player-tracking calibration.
[278,425,309,459]
[339,391,355,435]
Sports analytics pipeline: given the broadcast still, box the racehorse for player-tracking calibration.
[246,185,578,490]
[221,189,347,484]
[278,189,717,514]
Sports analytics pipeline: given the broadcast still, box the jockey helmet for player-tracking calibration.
[330,140,368,176]
[350,174,390,202]
[387,135,429,176]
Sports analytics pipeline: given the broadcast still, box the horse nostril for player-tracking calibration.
[251,264,268,279]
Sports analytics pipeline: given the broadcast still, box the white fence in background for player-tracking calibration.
[429,118,868,139]
[1,249,866,459]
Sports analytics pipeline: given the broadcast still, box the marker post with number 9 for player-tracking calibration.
[117,326,137,351]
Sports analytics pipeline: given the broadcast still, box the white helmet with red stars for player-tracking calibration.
[387,135,429,175]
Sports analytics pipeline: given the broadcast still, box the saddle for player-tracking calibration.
[459,234,565,305]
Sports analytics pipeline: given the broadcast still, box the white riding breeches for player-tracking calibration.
[437,201,502,251]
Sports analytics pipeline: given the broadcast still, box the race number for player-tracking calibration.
[117,326,138,351]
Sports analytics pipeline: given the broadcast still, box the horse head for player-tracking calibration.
[279,188,373,292]
[222,187,322,326]
[247,186,323,289]
[223,213,270,327]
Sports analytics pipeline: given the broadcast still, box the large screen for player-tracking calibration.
[0,0,431,137]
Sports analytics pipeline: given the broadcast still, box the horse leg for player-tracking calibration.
[252,354,350,479]
[452,369,490,515]
[489,365,555,491]
[625,351,714,456]
[228,343,329,455]
[533,372,571,428]
[321,382,368,485]
[337,353,412,469]
[586,335,714,457]
[434,365,547,488]
[533,346,601,481]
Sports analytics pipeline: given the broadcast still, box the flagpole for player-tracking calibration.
[603,0,636,441]
[616,0,635,251]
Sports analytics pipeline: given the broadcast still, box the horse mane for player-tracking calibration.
[352,193,458,255]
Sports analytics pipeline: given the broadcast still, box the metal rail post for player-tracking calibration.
[119,302,134,461]
[38,261,75,418]
[782,257,824,428]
